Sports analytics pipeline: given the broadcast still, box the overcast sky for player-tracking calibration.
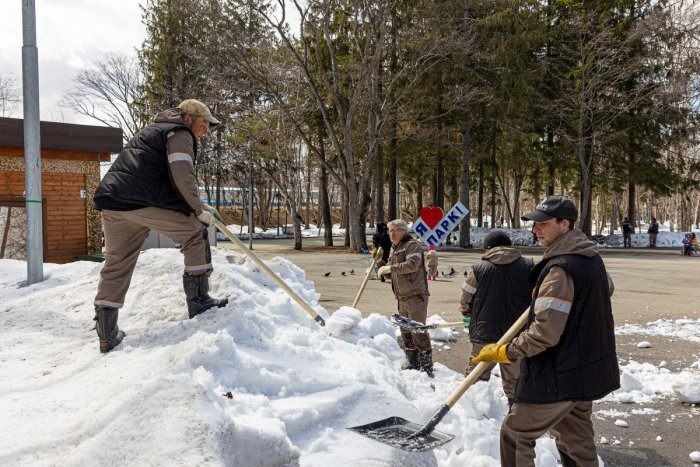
[1,0,146,124]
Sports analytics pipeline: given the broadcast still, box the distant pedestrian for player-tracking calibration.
[682,233,693,256]
[426,245,439,280]
[372,222,392,282]
[648,217,659,247]
[691,233,699,256]
[622,217,632,248]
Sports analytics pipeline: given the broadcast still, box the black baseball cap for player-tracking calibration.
[484,231,512,249]
[521,195,578,222]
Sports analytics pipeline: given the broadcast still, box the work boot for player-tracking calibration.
[94,306,125,353]
[418,349,434,378]
[183,274,229,319]
[401,349,420,370]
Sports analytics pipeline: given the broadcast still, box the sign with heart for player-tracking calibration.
[419,206,444,230]
[413,202,469,246]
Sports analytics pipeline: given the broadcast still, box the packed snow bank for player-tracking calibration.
[0,250,563,466]
[616,319,700,343]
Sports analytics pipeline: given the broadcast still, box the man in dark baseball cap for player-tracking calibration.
[521,195,578,223]
[473,192,619,465]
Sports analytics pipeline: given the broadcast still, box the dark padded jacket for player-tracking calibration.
[94,121,197,215]
[469,250,533,343]
[515,253,620,403]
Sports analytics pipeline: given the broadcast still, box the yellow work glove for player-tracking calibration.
[471,344,513,364]
[377,265,392,278]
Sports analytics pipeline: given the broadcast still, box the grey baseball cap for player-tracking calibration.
[522,195,578,222]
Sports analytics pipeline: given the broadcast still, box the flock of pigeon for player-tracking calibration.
[321,266,467,278]
[323,269,355,277]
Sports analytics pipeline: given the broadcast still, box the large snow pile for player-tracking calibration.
[0,250,563,466]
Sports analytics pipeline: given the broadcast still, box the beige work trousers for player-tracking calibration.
[94,207,211,308]
[466,341,521,399]
[500,400,597,467]
[398,294,431,351]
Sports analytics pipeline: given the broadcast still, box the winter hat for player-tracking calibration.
[483,231,512,250]
[429,245,435,251]
[522,195,578,222]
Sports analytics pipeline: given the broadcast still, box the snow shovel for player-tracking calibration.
[391,313,470,332]
[213,219,325,326]
[348,306,530,451]
[351,247,383,309]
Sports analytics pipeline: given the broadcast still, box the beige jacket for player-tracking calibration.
[508,229,614,359]
[155,109,205,216]
[388,235,430,300]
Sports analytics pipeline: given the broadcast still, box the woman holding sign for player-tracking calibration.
[377,219,433,377]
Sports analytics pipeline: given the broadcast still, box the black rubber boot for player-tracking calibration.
[94,306,125,353]
[507,397,514,411]
[183,274,229,319]
[418,349,434,378]
[401,349,420,370]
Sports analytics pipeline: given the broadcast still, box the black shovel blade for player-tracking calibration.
[391,313,428,332]
[348,416,454,452]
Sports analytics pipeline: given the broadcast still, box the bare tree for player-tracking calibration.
[60,53,146,142]
[0,74,21,117]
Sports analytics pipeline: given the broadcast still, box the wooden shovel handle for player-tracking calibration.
[214,219,325,326]
[352,247,382,309]
[444,307,530,407]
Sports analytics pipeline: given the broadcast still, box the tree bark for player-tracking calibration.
[459,123,472,247]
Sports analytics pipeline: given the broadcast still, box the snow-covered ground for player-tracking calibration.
[1,250,699,465]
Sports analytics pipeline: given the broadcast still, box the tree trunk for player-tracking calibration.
[578,122,594,235]
[477,162,484,227]
[375,144,385,223]
[318,134,333,246]
[435,106,445,209]
[305,164,311,230]
[628,181,636,233]
[288,200,303,250]
[416,186,423,219]
[459,123,471,248]
[546,127,555,196]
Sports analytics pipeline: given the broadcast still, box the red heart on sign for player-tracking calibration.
[420,206,444,230]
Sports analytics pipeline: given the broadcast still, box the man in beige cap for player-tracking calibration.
[92,99,227,353]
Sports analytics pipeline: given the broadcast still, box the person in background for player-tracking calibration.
[622,216,632,248]
[648,217,659,247]
[92,99,228,354]
[682,233,693,256]
[372,221,392,282]
[425,244,439,281]
[473,195,619,466]
[460,231,533,408]
[691,232,699,256]
[377,220,433,377]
